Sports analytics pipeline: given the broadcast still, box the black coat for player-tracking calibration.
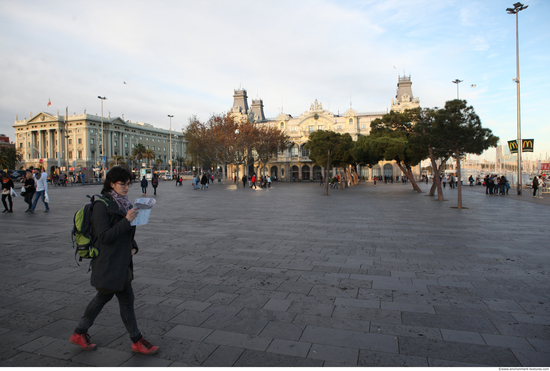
[90,194,138,292]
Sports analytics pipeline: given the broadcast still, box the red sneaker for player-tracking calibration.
[131,337,159,355]
[70,332,97,351]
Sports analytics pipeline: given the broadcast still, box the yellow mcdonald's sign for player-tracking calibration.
[522,139,534,152]
[508,140,518,154]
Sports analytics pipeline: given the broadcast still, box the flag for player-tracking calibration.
[47,98,51,107]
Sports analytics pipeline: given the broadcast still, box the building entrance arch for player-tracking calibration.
[313,165,322,180]
[270,166,278,179]
[302,165,310,181]
[291,165,299,181]
[373,164,381,178]
[384,164,393,178]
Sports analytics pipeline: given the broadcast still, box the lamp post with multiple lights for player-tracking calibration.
[97,96,107,180]
[506,2,528,195]
[452,79,463,99]
[168,115,173,177]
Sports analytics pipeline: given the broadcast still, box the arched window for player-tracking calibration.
[349,118,353,125]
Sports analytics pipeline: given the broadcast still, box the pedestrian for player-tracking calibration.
[30,168,50,213]
[69,166,159,355]
[535,176,543,198]
[442,175,447,188]
[241,175,247,188]
[80,171,86,185]
[267,175,272,188]
[250,174,257,189]
[23,170,35,212]
[469,175,474,187]
[200,174,208,190]
[175,175,179,187]
[59,172,66,186]
[152,173,159,195]
[532,175,539,197]
[499,175,507,195]
[1,173,14,213]
[319,175,324,186]
[140,176,148,196]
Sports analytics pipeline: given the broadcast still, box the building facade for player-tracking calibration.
[229,75,420,181]
[12,110,186,175]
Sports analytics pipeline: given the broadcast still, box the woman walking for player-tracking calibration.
[1,173,14,213]
[69,166,159,355]
[152,173,159,195]
[24,170,35,212]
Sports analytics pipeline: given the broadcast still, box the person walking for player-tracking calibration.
[30,168,50,213]
[152,174,159,195]
[200,174,208,190]
[241,175,247,188]
[23,170,35,212]
[319,175,324,186]
[140,176,148,196]
[267,175,272,188]
[1,173,14,213]
[250,174,257,189]
[532,175,539,197]
[69,166,159,355]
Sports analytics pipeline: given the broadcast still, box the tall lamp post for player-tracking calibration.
[452,79,463,99]
[168,115,173,177]
[507,2,528,195]
[97,96,107,180]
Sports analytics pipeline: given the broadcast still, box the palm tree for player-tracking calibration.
[154,158,163,170]
[144,149,155,167]
[132,144,146,164]
[109,155,125,167]
[0,147,22,169]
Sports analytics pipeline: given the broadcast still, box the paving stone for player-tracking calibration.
[0,352,82,367]
[402,312,499,334]
[440,328,485,344]
[307,343,358,364]
[370,321,443,340]
[203,330,272,351]
[358,349,429,367]
[492,321,550,339]
[200,345,245,367]
[233,349,323,367]
[399,336,521,366]
[70,346,133,367]
[237,307,297,323]
[481,333,535,350]
[527,338,550,352]
[200,314,268,335]
[511,312,550,325]
[259,321,305,341]
[266,338,311,358]
[511,349,550,367]
[300,325,398,353]
[165,324,213,341]
[483,298,527,313]
[120,355,174,367]
[332,305,402,324]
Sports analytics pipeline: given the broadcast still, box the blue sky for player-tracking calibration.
[1,0,548,161]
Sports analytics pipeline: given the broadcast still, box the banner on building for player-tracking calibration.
[541,163,550,171]
[507,139,534,154]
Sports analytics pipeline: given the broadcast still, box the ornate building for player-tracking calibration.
[229,75,420,181]
[12,110,186,176]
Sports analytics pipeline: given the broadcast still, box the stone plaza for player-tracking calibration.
[0,179,549,367]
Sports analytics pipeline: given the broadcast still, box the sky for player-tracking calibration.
[1,0,549,162]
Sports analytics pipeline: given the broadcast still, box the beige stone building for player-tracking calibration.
[12,110,186,176]
[229,75,420,181]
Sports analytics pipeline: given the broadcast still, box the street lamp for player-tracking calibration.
[452,79,463,99]
[168,115,173,177]
[507,2,528,195]
[98,96,107,180]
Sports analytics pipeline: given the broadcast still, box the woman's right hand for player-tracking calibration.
[126,208,139,222]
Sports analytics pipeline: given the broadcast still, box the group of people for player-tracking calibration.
[483,174,510,195]
[140,174,159,195]
[2,168,50,213]
[238,174,272,189]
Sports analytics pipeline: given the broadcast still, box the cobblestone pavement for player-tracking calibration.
[0,179,549,367]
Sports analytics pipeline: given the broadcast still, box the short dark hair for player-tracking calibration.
[102,166,132,195]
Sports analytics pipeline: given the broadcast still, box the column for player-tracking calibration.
[57,128,62,167]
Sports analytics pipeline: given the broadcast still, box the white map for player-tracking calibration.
[131,197,156,226]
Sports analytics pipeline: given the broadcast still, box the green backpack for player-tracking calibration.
[72,194,109,264]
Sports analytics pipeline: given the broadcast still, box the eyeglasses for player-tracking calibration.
[115,182,132,188]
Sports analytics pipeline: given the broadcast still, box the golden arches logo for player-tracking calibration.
[522,139,534,152]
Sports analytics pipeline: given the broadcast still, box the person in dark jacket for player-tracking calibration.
[23,170,35,212]
[152,174,159,195]
[140,175,148,196]
[70,166,159,355]
[1,173,14,213]
[200,174,208,190]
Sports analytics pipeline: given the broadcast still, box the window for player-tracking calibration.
[147,145,149,149]
[91,138,95,145]
[153,146,155,150]
[125,143,128,148]
[349,118,353,124]
[337,125,342,129]
[114,132,117,136]
[152,139,155,142]
[146,138,149,141]
[78,129,82,133]
[69,151,73,158]
[361,124,367,129]
[308,126,314,133]
[318,125,324,131]
[68,139,72,144]
[90,129,94,133]
[78,138,82,144]
[139,137,143,140]
[302,148,310,157]
[125,134,128,138]
[164,147,166,151]
[280,122,284,129]
[78,151,82,159]
[19,143,23,148]
[114,141,118,146]
[291,126,296,131]
[291,146,298,156]
[132,143,135,148]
